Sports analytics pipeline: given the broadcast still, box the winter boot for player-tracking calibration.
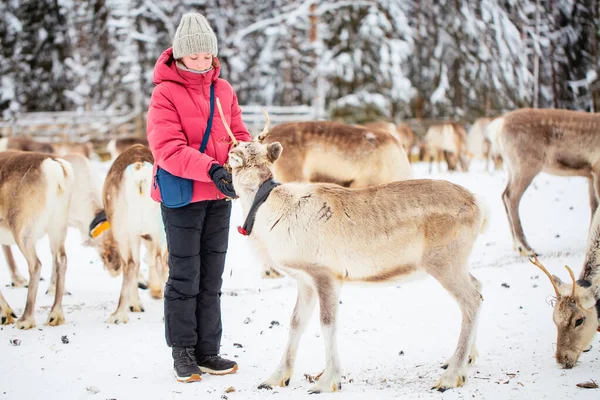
[197,354,238,375]
[172,347,202,383]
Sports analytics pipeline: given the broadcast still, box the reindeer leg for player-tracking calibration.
[107,255,136,324]
[307,271,342,394]
[590,173,600,220]
[0,289,17,325]
[428,267,482,392]
[3,245,27,288]
[15,238,42,330]
[259,276,316,390]
[502,167,539,256]
[46,237,67,326]
[146,239,166,299]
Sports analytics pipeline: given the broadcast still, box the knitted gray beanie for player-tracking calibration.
[173,13,218,59]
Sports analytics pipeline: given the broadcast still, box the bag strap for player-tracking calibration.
[199,83,215,153]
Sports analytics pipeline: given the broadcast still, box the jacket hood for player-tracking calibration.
[152,47,220,87]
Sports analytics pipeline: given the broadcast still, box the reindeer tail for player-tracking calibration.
[474,195,490,235]
[126,161,153,197]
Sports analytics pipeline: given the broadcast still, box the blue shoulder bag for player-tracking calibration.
[155,83,215,208]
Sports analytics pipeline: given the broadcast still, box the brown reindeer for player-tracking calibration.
[529,206,600,368]
[0,137,55,153]
[0,151,73,329]
[2,153,121,289]
[421,123,470,173]
[252,119,411,279]
[53,141,95,159]
[497,108,600,256]
[102,145,167,324]
[467,117,493,161]
[361,121,416,159]
[260,121,411,187]
[484,117,504,172]
[226,126,488,392]
[107,137,149,161]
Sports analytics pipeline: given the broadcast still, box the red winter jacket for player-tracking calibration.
[147,47,252,204]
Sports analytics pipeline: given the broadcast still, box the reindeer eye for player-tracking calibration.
[575,317,585,327]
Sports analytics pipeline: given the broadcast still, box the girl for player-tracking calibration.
[147,12,251,383]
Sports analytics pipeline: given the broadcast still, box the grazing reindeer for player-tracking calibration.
[497,108,600,256]
[2,153,121,289]
[261,121,411,187]
[361,121,416,159]
[529,208,600,368]
[0,151,73,329]
[421,123,470,173]
[227,137,487,392]
[107,137,149,161]
[103,144,167,324]
[0,137,55,153]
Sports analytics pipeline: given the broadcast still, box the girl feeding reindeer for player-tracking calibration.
[146,12,252,383]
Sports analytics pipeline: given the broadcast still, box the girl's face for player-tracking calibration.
[181,52,213,71]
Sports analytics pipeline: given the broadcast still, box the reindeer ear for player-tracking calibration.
[229,151,244,168]
[551,275,564,286]
[578,286,599,310]
[267,142,283,163]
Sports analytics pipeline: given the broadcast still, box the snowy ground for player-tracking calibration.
[0,160,598,400]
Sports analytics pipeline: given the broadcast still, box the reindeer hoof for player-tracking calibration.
[15,317,36,330]
[138,282,148,290]
[129,305,145,313]
[150,289,163,299]
[107,312,129,325]
[517,246,537,257]
[261,267,283,279]
[433,368,467,391]
[46,311,65,326]
[257,383,273,390]
[11,276,28,288]
[1,311,17,325]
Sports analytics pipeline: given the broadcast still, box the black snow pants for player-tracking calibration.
[161,199,232,356]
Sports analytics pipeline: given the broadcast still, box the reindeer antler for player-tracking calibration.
[256,108,271,142]
[216,97,239,147]
[564,265,576,298]
[529,255,561,298]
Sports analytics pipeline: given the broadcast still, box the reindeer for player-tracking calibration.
[107,137,149,161]
[483,117,503,172]
[226,122,487,392]
[529,206,600,368]
[361,121,416,159]
[2,153,121,289]
[0,151,73,329]
[260,121,411,188]
[497,108,600,256]
[421,123,470,173]
[53,141,95,159]
[102,144,168,324]
[0,137,55,153]
[251,119,411,279]
[467,117,493,162]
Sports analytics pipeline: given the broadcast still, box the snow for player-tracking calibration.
[0,159,599,399]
